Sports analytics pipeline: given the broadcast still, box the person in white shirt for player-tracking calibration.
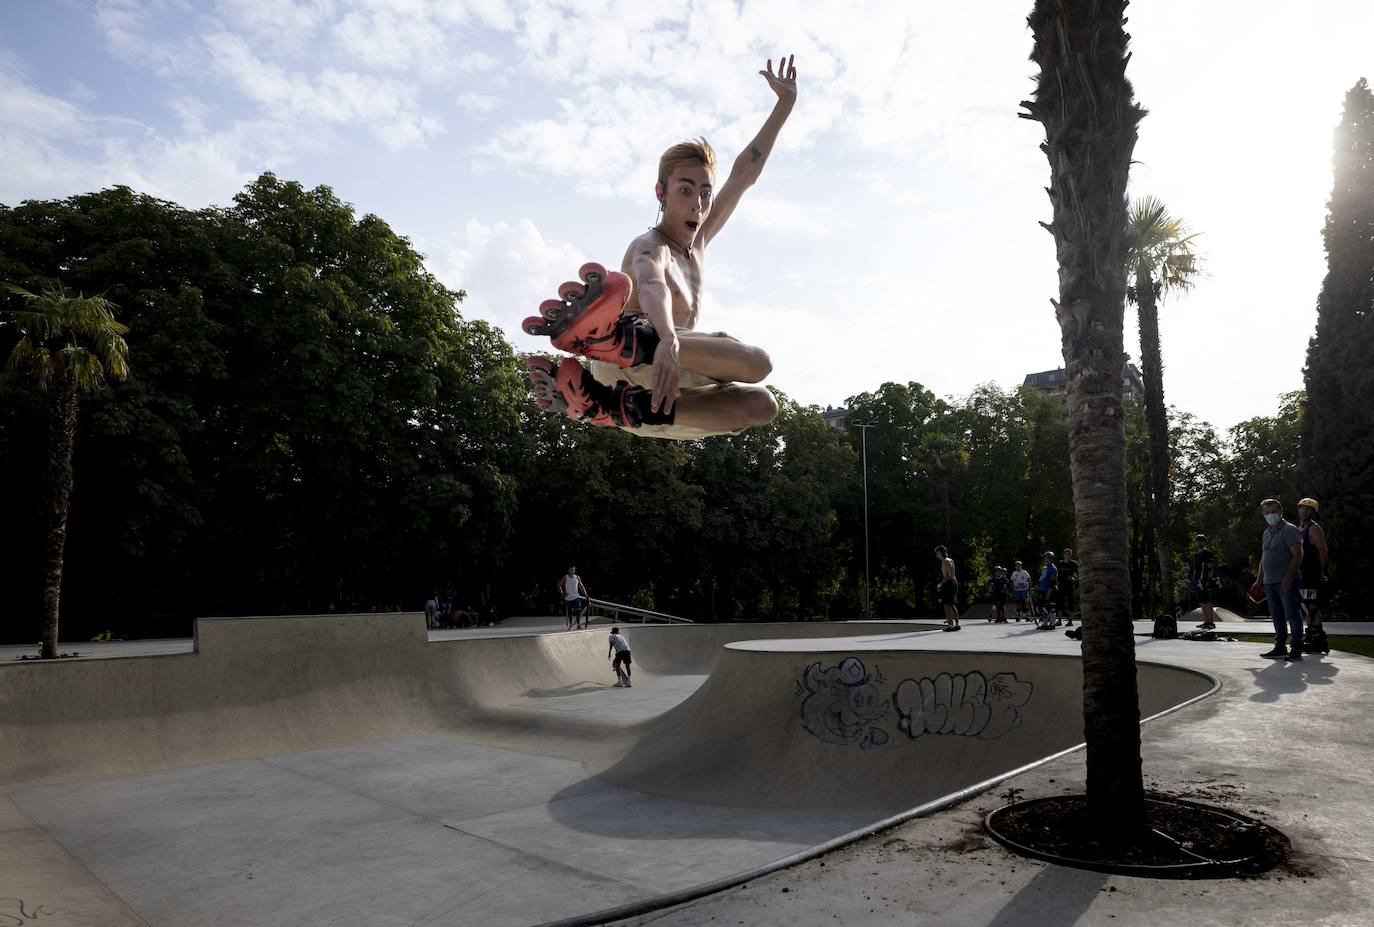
[608,627,633,687]
[1010,560,1033,621]
[558,567,589,630]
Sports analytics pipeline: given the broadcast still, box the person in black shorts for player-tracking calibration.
[608,627,633,687]
[1296,498,1329,629]
[1190,534,1217,629]
[935,545,960,631]
[989,566,1009,623]
[1058,548,1079,627]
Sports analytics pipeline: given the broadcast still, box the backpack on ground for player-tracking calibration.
[1304,626,1331,655]
[1152,615,1179,639]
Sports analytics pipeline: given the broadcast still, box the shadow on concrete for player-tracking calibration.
[521,681,610,699]
[541,777,881,845]
[984,861,1110,927]
[1247,657,1339,702]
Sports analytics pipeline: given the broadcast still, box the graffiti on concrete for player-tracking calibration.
[893,671,1033,740]
[795,657,891,750]
[796,659,1033,747]
[0,898,60,926]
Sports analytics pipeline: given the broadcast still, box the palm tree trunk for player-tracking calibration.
[42,370,79,659]
[1025,0,1147,836]
[1134,266,1177,618]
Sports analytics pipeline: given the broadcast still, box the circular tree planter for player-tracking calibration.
[984,795,1289,879]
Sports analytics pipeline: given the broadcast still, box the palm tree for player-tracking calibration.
[1022,0,1147,834]
[2,282,129,659]
[1126,196,1200,623]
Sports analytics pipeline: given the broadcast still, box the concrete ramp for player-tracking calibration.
[595,641,1210,811]
[1,615,1215,927]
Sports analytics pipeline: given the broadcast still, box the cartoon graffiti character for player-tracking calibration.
[796,657,890,749]
[893,671,1033,740]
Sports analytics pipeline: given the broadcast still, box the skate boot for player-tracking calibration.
[524,355,568,414]
[521,263,659,368]
[532,357,674,429]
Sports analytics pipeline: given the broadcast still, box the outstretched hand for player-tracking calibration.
[759,54,797,101]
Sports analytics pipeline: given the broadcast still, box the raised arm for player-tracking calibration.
[699,55,797,247]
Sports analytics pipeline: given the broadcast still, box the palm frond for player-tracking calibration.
[1,280,129,391]
[1125,195,1203,298]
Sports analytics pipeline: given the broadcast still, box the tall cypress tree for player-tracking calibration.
[1303,78,1374,609]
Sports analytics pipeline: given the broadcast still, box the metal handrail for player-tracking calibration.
[583,598,694,625]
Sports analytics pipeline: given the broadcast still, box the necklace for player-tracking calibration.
[650,225,694,260]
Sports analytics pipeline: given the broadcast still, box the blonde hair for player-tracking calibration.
[657,138,716,189]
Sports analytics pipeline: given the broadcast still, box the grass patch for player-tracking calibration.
[1134,631,1374,659]
[1229,633,1374,659]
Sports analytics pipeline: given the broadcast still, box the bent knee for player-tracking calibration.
[739,346,773,383]
[745,387,778,425]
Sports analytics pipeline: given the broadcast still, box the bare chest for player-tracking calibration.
[665,252,704,329]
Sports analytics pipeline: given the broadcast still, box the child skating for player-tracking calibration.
[608,627,633,688]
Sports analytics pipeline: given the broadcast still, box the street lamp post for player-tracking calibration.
[852,421,877,619]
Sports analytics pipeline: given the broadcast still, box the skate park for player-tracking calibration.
[4,611,1373,927]
[6,1,1374,925]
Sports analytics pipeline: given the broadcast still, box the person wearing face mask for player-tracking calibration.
[1257,498,1304,662]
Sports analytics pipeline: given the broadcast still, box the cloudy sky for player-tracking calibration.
[4,0,1370,430]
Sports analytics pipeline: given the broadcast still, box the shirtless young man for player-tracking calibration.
[523,56,798,439]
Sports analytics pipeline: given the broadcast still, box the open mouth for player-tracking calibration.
[685,220,699,232]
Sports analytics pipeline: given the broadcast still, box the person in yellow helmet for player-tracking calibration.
[1296,498,1329,630]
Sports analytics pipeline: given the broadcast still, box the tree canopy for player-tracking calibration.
[1304,77,1374,604]
[0,175,1351,642]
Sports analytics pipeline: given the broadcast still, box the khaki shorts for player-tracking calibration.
[589,329,746,440]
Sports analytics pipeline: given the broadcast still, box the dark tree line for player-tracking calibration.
[0,165,1361,644]
[1304,77,1374,608]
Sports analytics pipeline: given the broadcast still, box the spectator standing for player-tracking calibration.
[438,583,455,629]
[1038,552,1059,626]
[1058,549,1080,627]
[1258,499,1304,662]
[608,627,633,687]
[559,567,589,631]
[1190,534,1217,629]
[424,593,438,630]
[935,546,961,632]
[1297,498,1329,629]
[1010,560,1032,621]
[989,566,1009,623]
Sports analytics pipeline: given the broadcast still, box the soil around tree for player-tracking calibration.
[984,794,1289,878]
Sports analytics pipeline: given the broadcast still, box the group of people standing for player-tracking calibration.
[935,547,1079,632]
[1252,497,1329,662]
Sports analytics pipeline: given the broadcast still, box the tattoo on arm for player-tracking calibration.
[750,146,763,163]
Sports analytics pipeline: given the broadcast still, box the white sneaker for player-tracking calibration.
[613,680,625,687]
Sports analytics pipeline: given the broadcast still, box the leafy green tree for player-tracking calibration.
[1222,391,1306,586]
[945,383,1035,594]
[1024,0,1148,834]
[2,282,129,657]
[840,382,946,615]
[0,178,527,634]
[1303,77,1374,608]
[1125,195,1201,617]
[1021,386,1076,557]
[916,430,968,548]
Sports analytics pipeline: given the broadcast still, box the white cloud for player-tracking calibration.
[420,217,588,351]
[478,82,704,197]
[0,67,261,208]
[202,31,444,149]
[455,91,501,116]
